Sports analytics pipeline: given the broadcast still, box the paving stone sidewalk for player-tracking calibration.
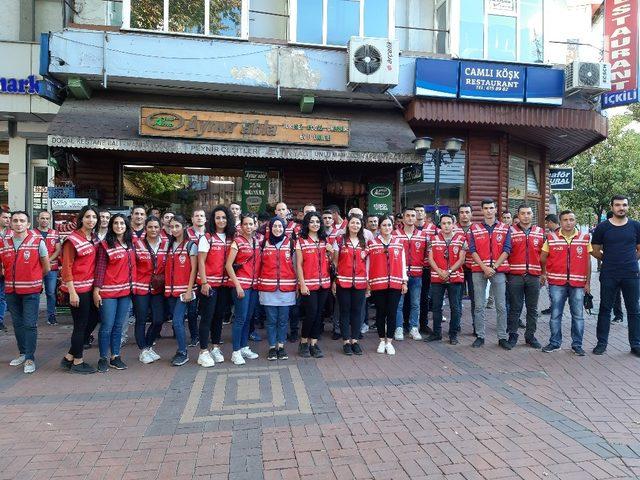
[1,271,640,480]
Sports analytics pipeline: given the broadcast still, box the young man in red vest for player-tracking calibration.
[506,204,544,349]
[455,203,475,334]
[540,210,591,355]
[415,206,438,334]
[2,211,50,373]
[34,211,61,326]
[130,206,147,239]
[0,209,11,332]
[468,198,512,349]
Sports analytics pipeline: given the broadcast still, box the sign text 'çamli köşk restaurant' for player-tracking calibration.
[139,107,350,147]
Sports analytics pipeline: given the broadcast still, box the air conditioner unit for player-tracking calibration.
[347,37,399,92]
[564,61,611,95]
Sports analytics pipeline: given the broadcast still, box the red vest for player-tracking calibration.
[509,225,544,276]
[200,233,232,288]
[297,236,331,290]
[367,237,405,291]
[454,224,474,270]
[233,235,261,290]
[60,230,97,294]
[1,234,44,294]
[100,240,136,299]
[164,239,194,297]
[187,227,209,242]
[257,237,297,292]
[430,233,466,284]
[335,237,368,289]
[326,227,340,243]
[35,228,60,270]
[470,222,510,273]
[393,227,427,277]
[132,229,146,241]
[546,231,590,287]
[133,238,168,295]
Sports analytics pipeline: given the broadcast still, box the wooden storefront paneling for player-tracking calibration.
[466,133,506,222]
[283,164,324,212]
[72,152,118,206]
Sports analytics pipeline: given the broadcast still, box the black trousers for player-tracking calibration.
[371,289,402,339]
[301,288,330,340]
[419,268,432,330]
[336,286,366,340]
[70,291,93,358]
[212,287,232,346]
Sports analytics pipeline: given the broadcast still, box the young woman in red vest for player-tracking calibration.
[33,211,61,326]
[367,216,407,355]
[93,214,136,372]
[330,215,368,356]
[258,217,297,361]
[1,211,50,374]
[164,215,198,367]
[296,211,331,358]
[426,214,467,345]
[60,205,99,374]
[197,205,235,367]
[133,216,168,365]
[225,213,261,366]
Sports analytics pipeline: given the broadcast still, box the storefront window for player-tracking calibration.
[519,0,543,63]
[459,0,484,59]
[0,163,8,211]
[487,15,516,61]
[327,0,360,46]
[396,0,445,53]
[508,143,543,223]
[250,0,288,40]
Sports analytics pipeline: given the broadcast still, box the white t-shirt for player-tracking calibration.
[197,233,226,253]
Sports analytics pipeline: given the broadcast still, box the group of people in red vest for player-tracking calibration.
[3,193,637,375]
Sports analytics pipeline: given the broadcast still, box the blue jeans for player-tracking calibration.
[431,283,463,338]
[187,295,199,341]
[548,285,584,349]
[43,270,58,317]
[597,276,640,348]
[6,293,40,360]
[232,288,258,352]
[99,296,132,358]
[265,305,290,346]
[397,276,422,329]
[166,296,189,354]
[0,276,6,324]
[133,293,165,350]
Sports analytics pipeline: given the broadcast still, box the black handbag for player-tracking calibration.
[583,292,594,314]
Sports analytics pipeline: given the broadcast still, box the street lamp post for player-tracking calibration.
[412,136,464,221]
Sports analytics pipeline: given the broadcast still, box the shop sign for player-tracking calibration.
[241,169,269,214]
[601,0,638,109]
[0,75,39,95]
[488,0,515,12]
[459,61,525,102]
[139,107,350,147]
[367,183,394,216]
[51,198,96,210]
[549,168,574,191]
[525,67,564,105]
[401,164,423,185]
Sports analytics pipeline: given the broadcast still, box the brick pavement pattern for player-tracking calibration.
[1,275,640,479]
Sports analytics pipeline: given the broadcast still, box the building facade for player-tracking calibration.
[40,0,608,221]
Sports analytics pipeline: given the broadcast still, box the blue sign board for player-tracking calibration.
[525,67,564,105]
[415,58,458,98]
[602,89,639,108]
[459,61,525,102]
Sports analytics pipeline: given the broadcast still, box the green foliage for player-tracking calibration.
[126,172,186,198]
[559,113,640,223]
[130,0,241,34]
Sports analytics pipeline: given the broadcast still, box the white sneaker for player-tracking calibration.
[385,342,396,355]
[409,327,422,341]
[10,354,26,366]
[241,346,259,359]
[197,350,215,367]
[147,348,161,361]
[23,360,35,374]
[211,347,224,363]
[361,324,370,334]
[377,340,386,354]
[231,350,246,365]
[394,327,404,341]
[139,349,154,364]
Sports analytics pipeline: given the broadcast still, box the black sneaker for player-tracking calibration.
[299,343,311,358]
[592,344,607,355]
[508,333,519,347]
[449,336,459,345]
[424,334,442,342]
[288,332,299,343]
[472,337,485,348]
[310,344,324,358]
[542,343,560,353]
[572,346,586,356]
[97,357,109,373]
[526,337,542,349]
[268,347,278,361]
[109,356,128,370]
[541,308,551,315]
[612,316,623,324]
[188,337,200,347]
[277,347,288,360]
[332,332,342,340]
[343,343,353,356]
[71,362,97,374]
[47,314,58,326]
[518,321,526,329]
[60,357,73,370]
[171,351,189,366]
[631,347,640,357]
[498,339,512,350]
[351,343,363,355]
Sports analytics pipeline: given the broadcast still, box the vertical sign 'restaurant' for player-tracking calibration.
[241,170,269,214]
[601,0,638,108]
[367,184,394,216]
